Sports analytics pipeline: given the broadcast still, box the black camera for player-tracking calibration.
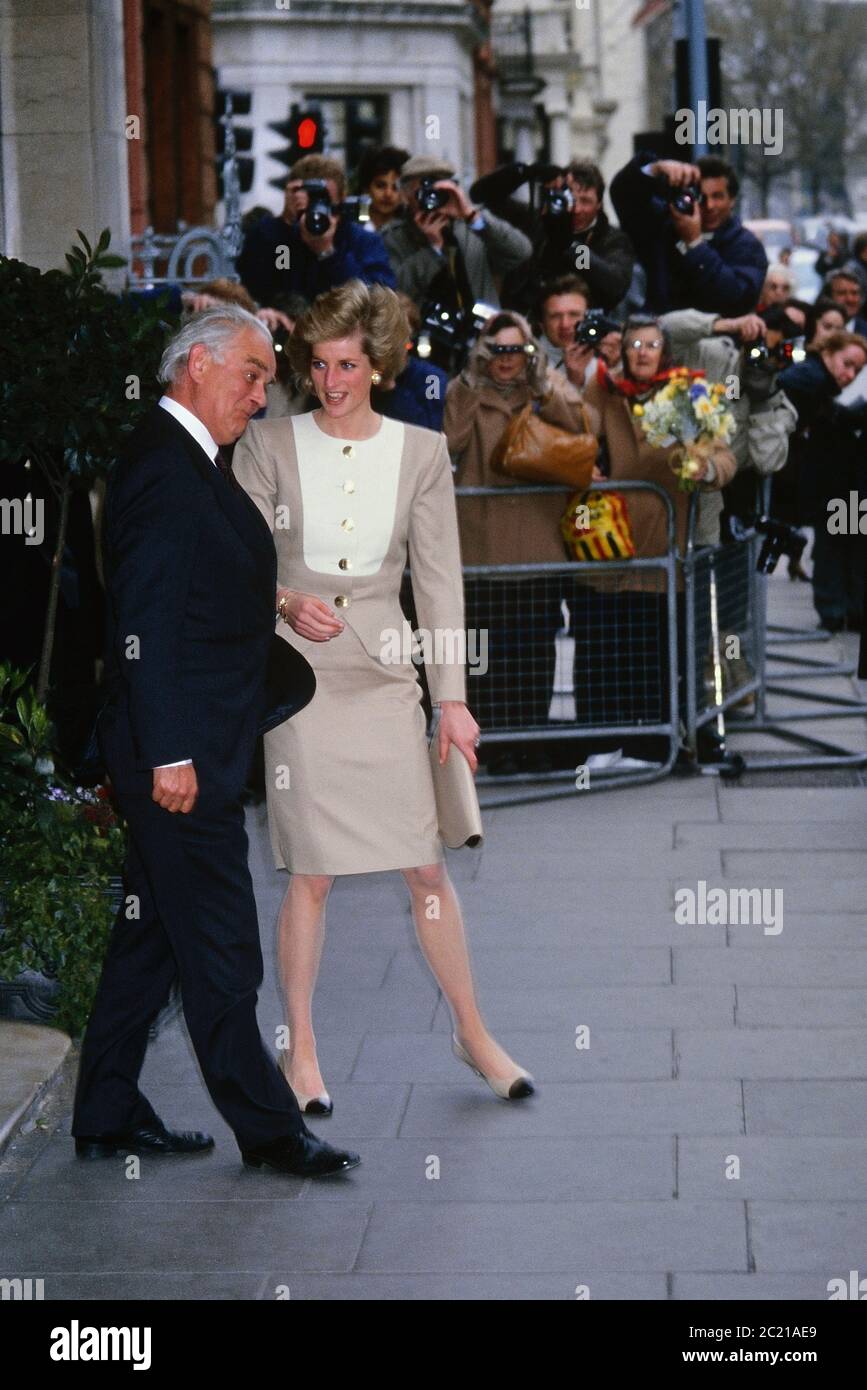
[665,183,702,216]
[416,177,450,213]
[746,339,806,367]
[415,299,497,373]
[301,179,334,237]
[741,338,806,402]
[575,309,621,348]
[731,514,808,575]
[300,182,371,235]
[543,185,574,219]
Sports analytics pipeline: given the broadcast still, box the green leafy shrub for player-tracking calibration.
[0,664,125,1037]
[0,230,175,698]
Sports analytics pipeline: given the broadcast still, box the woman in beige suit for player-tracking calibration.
[232,280,533,1114]
[444,311,598,774]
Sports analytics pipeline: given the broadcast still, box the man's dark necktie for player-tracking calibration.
[215,446,239,489]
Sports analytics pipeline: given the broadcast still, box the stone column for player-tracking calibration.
[0,0,130,272]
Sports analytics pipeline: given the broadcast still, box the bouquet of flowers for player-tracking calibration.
[632,369,735,491]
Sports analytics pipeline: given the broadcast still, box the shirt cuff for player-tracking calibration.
[155,759,192,768]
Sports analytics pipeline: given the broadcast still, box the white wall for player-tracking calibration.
[213,4,479,213]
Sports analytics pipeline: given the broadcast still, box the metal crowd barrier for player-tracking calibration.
[682,487,867,773]
[450,481,680,808]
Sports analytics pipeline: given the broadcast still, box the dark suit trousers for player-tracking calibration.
[72,788,303,1149]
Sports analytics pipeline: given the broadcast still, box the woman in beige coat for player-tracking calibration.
[232,281,533,1114]
[444,311,599,772]
[577,314,736,759]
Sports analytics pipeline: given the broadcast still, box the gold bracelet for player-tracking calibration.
[277,592,291,622]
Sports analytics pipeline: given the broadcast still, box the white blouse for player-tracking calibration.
[290,411,404,578]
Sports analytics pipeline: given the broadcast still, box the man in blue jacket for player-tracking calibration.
[238,154,395,309]
[610,153,767,317]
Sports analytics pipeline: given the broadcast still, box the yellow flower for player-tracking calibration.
[633,403,644,416]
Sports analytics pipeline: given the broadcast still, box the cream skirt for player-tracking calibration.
[263,627,442,875]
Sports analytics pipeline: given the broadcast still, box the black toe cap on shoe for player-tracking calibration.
[507,1078,535,1100]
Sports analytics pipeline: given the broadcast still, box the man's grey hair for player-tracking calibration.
[157,304,273,385]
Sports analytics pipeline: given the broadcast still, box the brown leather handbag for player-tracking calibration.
[490,399,598,488]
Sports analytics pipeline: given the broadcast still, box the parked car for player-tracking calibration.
[744,218,795,257]
[787,246,823,303]
[795,214,858,251]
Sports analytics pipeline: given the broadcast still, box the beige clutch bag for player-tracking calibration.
[428,717,484,850]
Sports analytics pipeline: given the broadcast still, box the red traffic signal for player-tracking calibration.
[297,116,319,150]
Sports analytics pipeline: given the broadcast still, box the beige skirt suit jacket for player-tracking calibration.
[232,411,467,876]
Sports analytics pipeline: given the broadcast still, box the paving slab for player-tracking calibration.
[0,1198,371,1274]
[744,1081,867,1136]
[717,789,867,823]
[354,1200,747,1273]
[290,1135,675,1203]
[431,985,736,1031]
[678,1137,867,1199]
[673,1272,848,1300]
[674,948,867,986]
[350,1029,674,1083]
[736,989,867,1027]
[397,1081,744,1137]
[676,822,867,850]
[257,1272,667,1300]
[749,1203,867,1273]
[675,1028,867,1078]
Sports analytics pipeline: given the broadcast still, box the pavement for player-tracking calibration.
[1,559,865,1301]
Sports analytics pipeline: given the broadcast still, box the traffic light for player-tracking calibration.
[268,104,326,189]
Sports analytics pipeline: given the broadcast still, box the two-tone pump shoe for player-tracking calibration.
[452,1034,535,1100]
[279,1054,333,1116]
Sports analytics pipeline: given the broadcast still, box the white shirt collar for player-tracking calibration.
[158,395,219,465]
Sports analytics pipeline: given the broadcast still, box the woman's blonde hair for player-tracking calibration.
[462,309,549,395]
[288,280,409,383]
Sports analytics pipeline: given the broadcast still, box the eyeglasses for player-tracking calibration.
[626,339,663,350]
[489,343,536,355]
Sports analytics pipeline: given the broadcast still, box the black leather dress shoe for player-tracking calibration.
[241,1131,360,1178]
[75,1121,215,1158]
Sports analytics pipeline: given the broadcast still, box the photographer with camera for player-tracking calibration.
[381,155,532,314]
[778,328,867,631]
[526,161,635,316]
[660,307,799,546]
[610,153,767,318]
[536,275,622,390]
[237,154,395,310]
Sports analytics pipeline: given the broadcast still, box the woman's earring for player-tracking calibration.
[371,370,382,385]
[304,377,314,393]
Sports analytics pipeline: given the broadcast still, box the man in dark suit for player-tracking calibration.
[73,306,359,1177]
